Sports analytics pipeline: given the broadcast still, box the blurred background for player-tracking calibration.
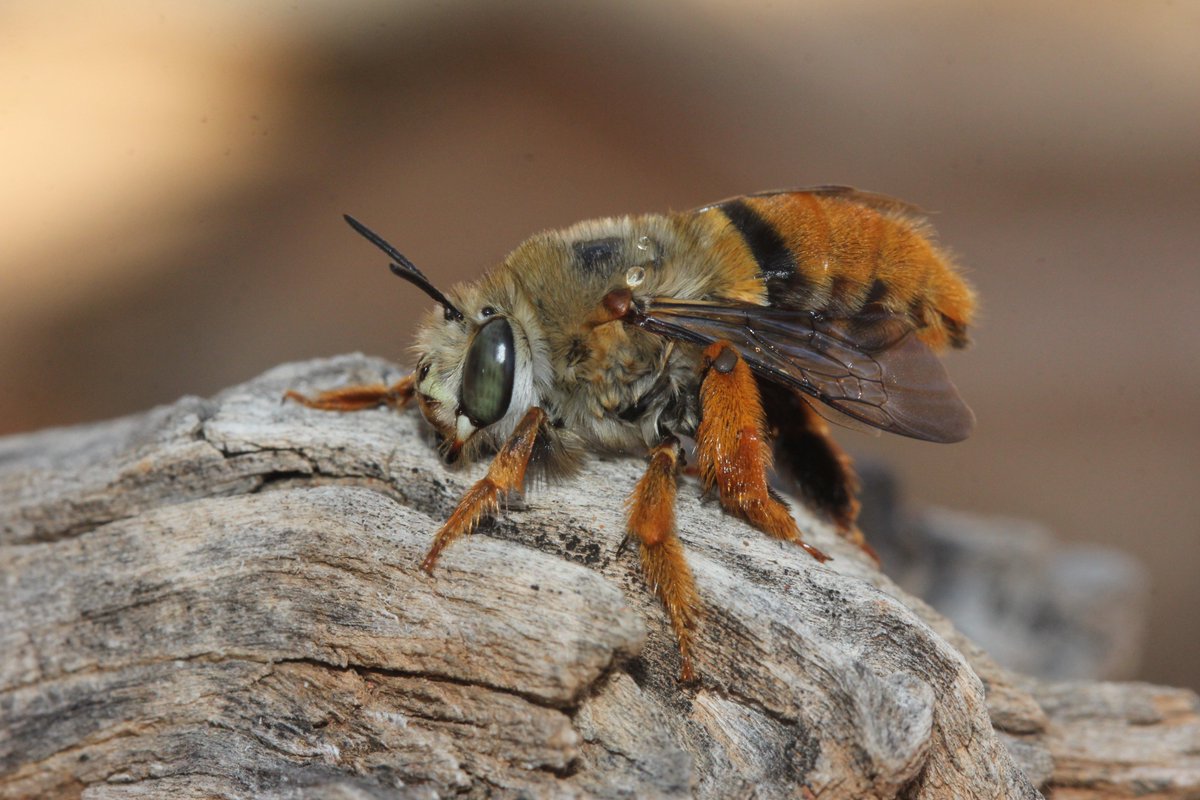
[1,2,1196,690]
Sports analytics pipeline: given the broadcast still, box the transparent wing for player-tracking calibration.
[629,299,974,442]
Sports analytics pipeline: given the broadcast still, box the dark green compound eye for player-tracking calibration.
[460,317,515,426]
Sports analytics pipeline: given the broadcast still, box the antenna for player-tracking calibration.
[343,214,464,322]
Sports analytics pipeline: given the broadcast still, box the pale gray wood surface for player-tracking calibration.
[2,355,1197,799]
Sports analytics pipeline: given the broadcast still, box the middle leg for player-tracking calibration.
[626,435,701,682]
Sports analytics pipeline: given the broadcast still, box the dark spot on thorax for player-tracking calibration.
[572,237,624,275]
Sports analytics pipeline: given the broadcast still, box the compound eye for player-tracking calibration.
[461,317,515,427]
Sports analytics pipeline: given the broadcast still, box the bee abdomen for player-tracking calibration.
[716,199,800,285]
[705,190,974,349]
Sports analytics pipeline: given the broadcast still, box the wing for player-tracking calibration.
[627,298,975,443]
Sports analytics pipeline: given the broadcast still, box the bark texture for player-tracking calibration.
[1,355,1197,799]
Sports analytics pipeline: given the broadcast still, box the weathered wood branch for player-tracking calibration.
[2,355,1197,799]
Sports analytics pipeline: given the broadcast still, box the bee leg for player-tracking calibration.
[284,373,415,411]
[421,407,546,573]
[626,435,700,682]
[697,342,830,563]
[760,383,877,562]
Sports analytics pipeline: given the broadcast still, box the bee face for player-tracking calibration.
[413,296,539,465]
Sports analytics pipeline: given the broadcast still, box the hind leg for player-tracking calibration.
[696,342,829,563]
[759,383,876,561]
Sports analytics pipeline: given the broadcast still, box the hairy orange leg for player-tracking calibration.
[761,385,877,562]
[786,398,861,533]
[421,407,546,573]
[790,400,875,560]
[696,342,829,563]
[626,436,700,683]
[285,373,415,411]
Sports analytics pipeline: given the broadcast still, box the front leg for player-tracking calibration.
[422,407,546,573]
[285,373,415,411]
[696,342,829,563]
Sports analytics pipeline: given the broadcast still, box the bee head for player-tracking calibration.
[412,303,525,465]
[344,215,538,465]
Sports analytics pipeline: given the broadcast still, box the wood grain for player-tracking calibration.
[2,355,1197,799]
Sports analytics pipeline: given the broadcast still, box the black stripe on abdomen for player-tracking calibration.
[718,200,801,296]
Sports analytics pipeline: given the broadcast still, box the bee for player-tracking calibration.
[287,187,975,682]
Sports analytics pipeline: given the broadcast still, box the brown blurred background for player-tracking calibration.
[1,2,1196,689]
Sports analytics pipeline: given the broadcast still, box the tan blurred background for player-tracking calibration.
[1,2,1196,689]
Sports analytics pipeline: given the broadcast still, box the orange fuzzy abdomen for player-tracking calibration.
[699,190,975,350]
